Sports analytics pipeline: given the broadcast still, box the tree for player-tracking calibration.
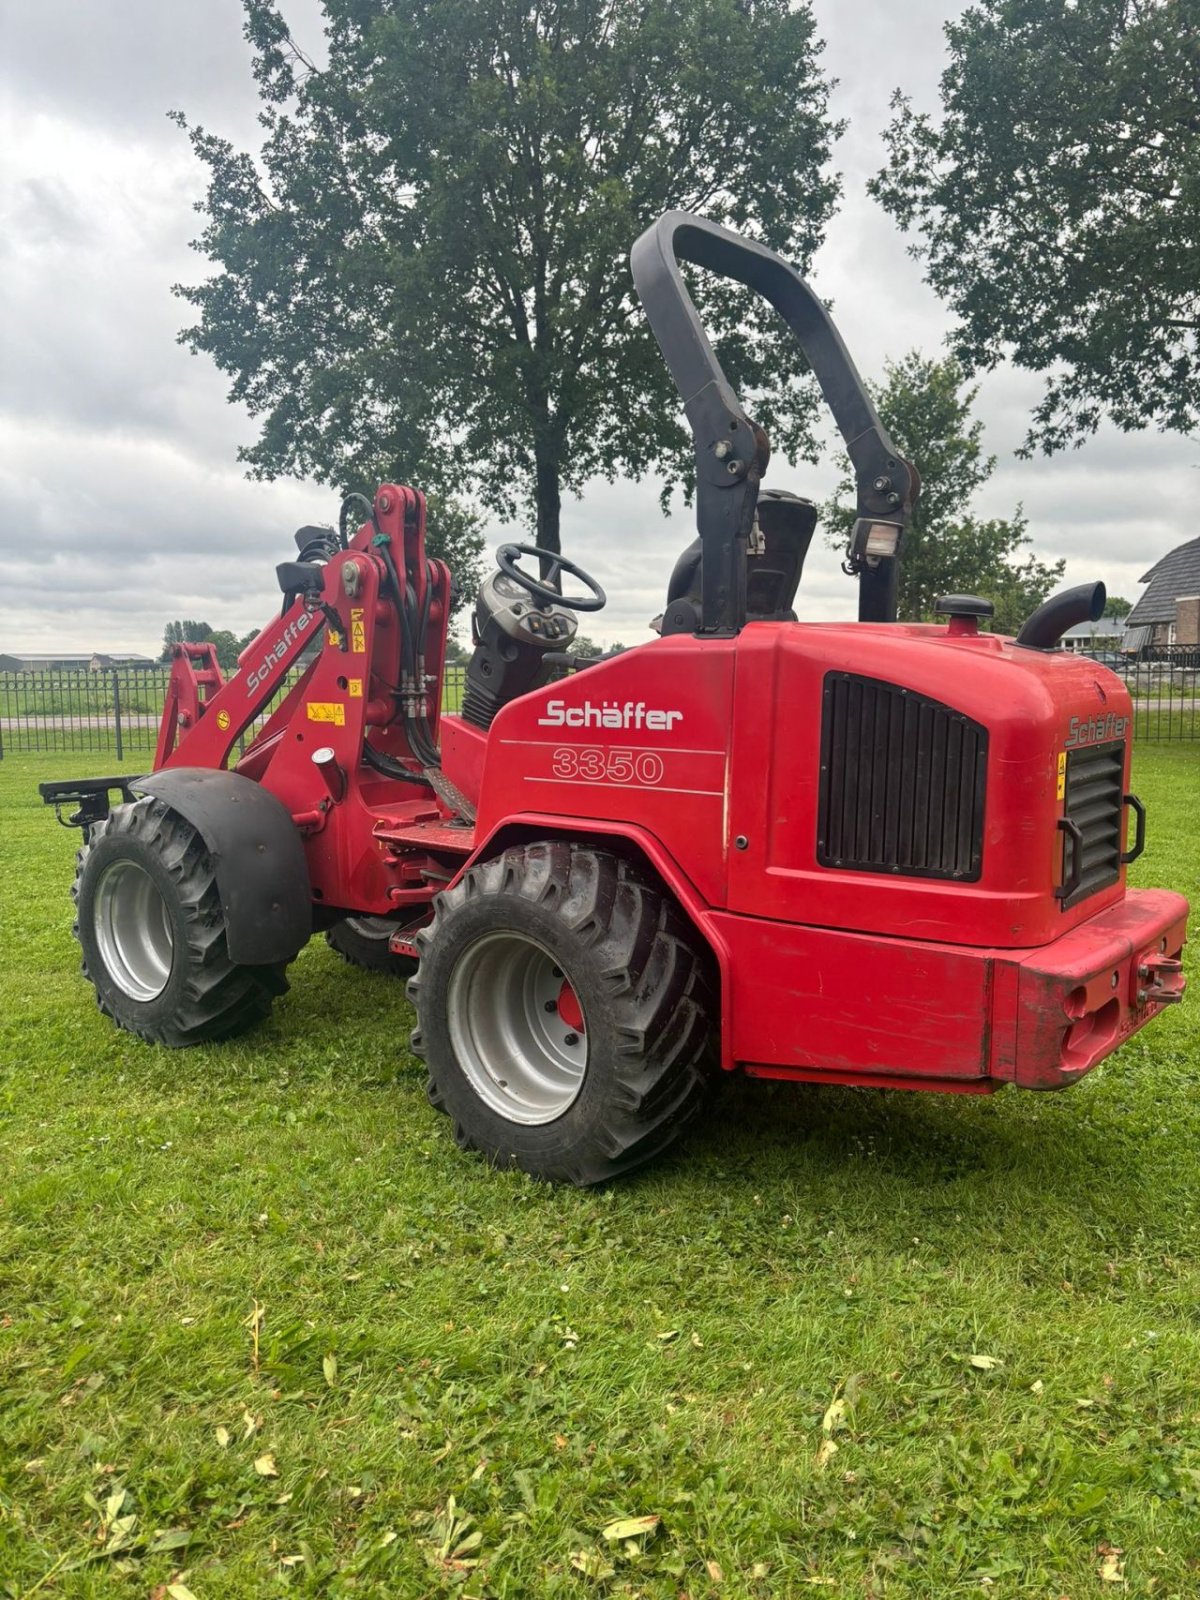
[206,630,242,672]
[1103,595,1132,620]
[160,619,214,663]
[426,496,486,612]
[568,635,626,658]
[824,352,1064,632]
[174,0,842,559]
[159,621,239,669]
[872,0,1199,454]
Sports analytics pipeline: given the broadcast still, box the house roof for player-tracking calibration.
[4,651,94,663]
[0,650,155,671]
[1060,619,1126,640]
[1127,535,1200,626]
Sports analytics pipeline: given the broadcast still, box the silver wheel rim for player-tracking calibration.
[93,858,175,1002]
[343,916,395,941]
[446,931,587,1125]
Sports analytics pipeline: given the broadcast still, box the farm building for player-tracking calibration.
[1124,535,1200,650]
[0,651,156,673]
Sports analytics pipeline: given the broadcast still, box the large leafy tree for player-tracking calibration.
[825,353,1065,633]
[872,0,1199,453]
[174,0,841,559]
[159,621,242,671]
[160,619,214,663]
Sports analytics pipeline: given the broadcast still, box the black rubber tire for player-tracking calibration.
[73,796,289,1047]
[407,842,714,1185]
[325,916,419,978]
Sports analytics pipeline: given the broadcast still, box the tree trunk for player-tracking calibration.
[534,446,562,582]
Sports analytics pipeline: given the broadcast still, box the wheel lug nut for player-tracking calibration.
[563,1032,579,1047]
[544,999,558,1013]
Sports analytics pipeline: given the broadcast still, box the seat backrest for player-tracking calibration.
[663,489,817,632]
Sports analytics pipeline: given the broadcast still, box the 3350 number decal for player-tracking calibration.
[551,746,665,785]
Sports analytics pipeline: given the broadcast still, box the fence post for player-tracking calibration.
[112,668,124,761]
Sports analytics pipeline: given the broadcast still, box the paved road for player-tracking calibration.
[0,715,161,731]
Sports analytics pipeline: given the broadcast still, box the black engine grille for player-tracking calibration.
[817,673,987,881]
[1060,738,1124,908]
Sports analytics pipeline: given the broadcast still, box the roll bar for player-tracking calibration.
[630,212,918,631]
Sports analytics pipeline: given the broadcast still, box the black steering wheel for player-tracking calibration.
[496,543,607,613]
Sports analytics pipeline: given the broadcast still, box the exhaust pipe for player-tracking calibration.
[1015,581,1106,651]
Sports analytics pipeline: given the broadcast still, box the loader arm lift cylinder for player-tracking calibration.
[630,212,918,627]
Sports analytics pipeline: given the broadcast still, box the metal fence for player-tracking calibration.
[0,664,468,759]
[1,649,1196,758]
[1073,646,1200,743]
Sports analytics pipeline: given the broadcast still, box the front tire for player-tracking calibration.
[407,842,714,1185]
[73,797,288,1046]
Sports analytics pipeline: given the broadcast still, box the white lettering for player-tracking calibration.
[243,608,314,695]
[1065,713,1130,748]
[536,698,684,731]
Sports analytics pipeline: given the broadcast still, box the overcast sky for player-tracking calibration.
[0,0,1194,655]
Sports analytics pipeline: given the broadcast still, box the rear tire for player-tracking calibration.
[407,842,714,1185]
[73,797,289,1046]
[325,915,419,978]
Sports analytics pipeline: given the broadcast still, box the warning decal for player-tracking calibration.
[307,702,346,726]
[351,608,366,653]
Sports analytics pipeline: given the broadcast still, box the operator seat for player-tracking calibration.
[659,488,817,635]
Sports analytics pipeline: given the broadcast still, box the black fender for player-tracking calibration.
[133,768,311,966]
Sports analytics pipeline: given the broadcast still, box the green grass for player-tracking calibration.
[1,747,1197,1600]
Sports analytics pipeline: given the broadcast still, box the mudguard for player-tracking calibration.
[133,768,311,966]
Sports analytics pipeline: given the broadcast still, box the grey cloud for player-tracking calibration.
[0,0,1194,660]
[0,0,266,146]
[0,418,328,652]
[4,176,95,251]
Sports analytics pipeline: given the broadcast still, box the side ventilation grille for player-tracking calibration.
[817,673,987,881]
[1059,739,1124,908]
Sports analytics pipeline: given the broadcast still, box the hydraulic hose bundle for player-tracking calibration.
[338,493,443,783]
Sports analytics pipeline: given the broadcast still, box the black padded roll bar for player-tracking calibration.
[630,212,918,631]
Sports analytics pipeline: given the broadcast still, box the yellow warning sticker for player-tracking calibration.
[351,607,366,653]
[307,702,346,726]
[1056,750,1067,800]
[348,678,363,698]
[327,629,340,648]
[216,709,230,731]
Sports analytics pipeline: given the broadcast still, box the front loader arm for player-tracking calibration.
[155,599,326,771]
[154,485,452,789]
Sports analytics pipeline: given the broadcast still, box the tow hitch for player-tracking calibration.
[1136,953,1184,1008]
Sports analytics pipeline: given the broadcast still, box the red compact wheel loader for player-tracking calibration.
[43,213,1188,1185]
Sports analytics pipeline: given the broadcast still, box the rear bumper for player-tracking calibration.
[998,888,1188,1089]
[713,888,1187,1090]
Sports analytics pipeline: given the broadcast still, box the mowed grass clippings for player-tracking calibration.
[0,746,1197,1600]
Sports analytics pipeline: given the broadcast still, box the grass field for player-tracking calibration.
[1,747,1197,1599]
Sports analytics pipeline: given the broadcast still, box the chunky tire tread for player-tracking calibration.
[325,917,419,978]
[407,842,714,1186]
[73,797,288,1047]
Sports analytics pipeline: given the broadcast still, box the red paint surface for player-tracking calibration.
[557,981,585,1033]
[149,482,1189,1098]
